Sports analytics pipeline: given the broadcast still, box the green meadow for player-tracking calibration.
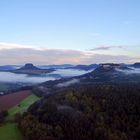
[0,94,40,140]
[7,94,40,120]
[0,123,23,140]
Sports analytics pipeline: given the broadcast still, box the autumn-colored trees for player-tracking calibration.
[19,85,140,140]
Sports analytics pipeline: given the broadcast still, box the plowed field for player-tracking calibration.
[0,90,32,111]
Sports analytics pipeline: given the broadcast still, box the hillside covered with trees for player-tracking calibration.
[18,84,140,140]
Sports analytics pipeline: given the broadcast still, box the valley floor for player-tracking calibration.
[0,90,32,111]
[0,91,40,140]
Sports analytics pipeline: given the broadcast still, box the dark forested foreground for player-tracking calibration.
[17,84,140,140]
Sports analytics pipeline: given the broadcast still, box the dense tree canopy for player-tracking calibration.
[19,84,140,140]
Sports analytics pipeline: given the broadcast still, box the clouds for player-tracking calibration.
[0,45,84,64]
[82,54,138,64]
[0,42,139,64]
[90,45,124,51]
[0,42,35,50]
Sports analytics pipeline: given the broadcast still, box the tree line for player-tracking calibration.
[18,84,140,140]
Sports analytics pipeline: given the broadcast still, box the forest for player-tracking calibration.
[18,84,140,140]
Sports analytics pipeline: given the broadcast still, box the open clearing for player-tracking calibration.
[0,91,40,140]
[0,123,23,140]
[7,94,40,119]
[0,90,32,111]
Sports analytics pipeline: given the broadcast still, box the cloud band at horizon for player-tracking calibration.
[0,42,139,65]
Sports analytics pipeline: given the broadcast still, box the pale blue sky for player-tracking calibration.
[0,0,139,64]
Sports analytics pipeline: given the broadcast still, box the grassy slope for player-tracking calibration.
[7,94,40,120]
[0,94,40,140]
[0,123,23,140]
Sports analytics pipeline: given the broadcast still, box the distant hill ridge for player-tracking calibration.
[132,63,140,68]
[14,63,54,75]
[18,63,40,70]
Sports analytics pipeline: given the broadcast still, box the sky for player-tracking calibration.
[0,0,140,64]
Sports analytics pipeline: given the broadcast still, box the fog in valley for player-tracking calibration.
[116,67,140,75]
[0,72,55,84]
[0,69,90,84]
[50,69,92,77]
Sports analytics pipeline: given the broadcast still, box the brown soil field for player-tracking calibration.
[0,90,32,111]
